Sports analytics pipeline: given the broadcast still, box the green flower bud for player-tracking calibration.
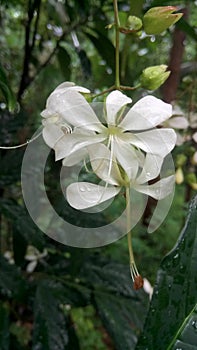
[140,65,170,91]
[126,16,142,31]
[119,16,142,34]
[185,173,197,186]
[143,6,183,35]
[176,154,187,167]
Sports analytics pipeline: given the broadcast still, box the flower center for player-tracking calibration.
[107,125,122,136]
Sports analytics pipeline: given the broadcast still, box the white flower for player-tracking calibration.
[25,245,48,273]
[41,83,176,169]
[66,143,175,210]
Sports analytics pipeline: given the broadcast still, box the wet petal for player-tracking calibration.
[42,124,64,148]
[66,182,120,209]
[46,89,104,132]
[88,143,123,185]
[55,133,106,161]
[113,138,139,179]
[51,81,90,94]
[124,128,177,157]
[106,90,132,125]
[133,175,175,200]
[137,154,164,184]
[122,96,172,130]
[62,148,88,166]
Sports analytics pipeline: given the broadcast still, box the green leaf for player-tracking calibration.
[81,261,149,350]
[0,302,10,350]
[84,30,115,70]
[32,280,69,350]
[136,195,197,349]
[0,256,27,301]
[167,303,197,350]
[57,47,71,81]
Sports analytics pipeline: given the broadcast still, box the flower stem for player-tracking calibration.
[113,0,120,89]
[126,187,144,290]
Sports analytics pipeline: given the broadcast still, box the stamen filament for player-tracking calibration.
[0,131,42,149]
[126,186,143,290]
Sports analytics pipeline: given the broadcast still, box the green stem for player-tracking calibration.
[113,0,120,89]
[126,187,135,263]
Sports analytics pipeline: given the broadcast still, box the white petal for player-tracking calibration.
[192,131,197,143]
[54,133,106,161]
[127,96,172,128]
[42,124,64,148]
[137,154,164,184]
[113,138,139,179]
[126,128,177,157]
[119,110,154,131]
[46,89,104,132]
[133,175,175,200]
[106,90,132,125]
[168,116,189,129]
[52,81,90,94]
[88,143,122,185]
[26,260,37,273]
[66,182,120,209]
[62,148,88,166]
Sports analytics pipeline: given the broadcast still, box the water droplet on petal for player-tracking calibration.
[80,186,86,192]
[192,320,197,330]
[146,172,151,177]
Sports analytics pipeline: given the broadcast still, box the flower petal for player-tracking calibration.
[62,148,88,166]
[167,116,189,129]
[133,175,175,200]
[106,90,132,125]
[66,182,120,209]
[123,128,177,157]
[51,81,90,94]
[113,138,139,179]
[137,154,164,184]
[42,124,64,148]
[54,133,106,161]
[88,143,123,185]
[121,96,172,130]
[46,89,104,132]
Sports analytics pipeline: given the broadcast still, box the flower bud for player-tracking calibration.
[143,6,183,35]
[185,173,197,189]
[140,65,170,91]
[176,154,187,167]
[175,167,184,185]
[119,16,142,34]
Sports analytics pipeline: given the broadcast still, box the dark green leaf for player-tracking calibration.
[0,62,16,112]
[0,256,27,301]
[177,18,197,41]
[57,47,71,81]
[81,261,149,350]
[32,280,69,350]
[136,195,197,350]
[84,30,115,70]
[168,303,197,350]
[0,302,10,350]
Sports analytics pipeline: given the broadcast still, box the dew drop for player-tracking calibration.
[192,320,197,330]
[87,187,91,192]
[146,172,151,177]
[79,186,86,192]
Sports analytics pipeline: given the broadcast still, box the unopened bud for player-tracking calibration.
[143,6,183,35]
[175,167,184,185]
[140,65,170,91]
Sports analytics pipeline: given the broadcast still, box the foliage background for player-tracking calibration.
[0,0,196,349]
